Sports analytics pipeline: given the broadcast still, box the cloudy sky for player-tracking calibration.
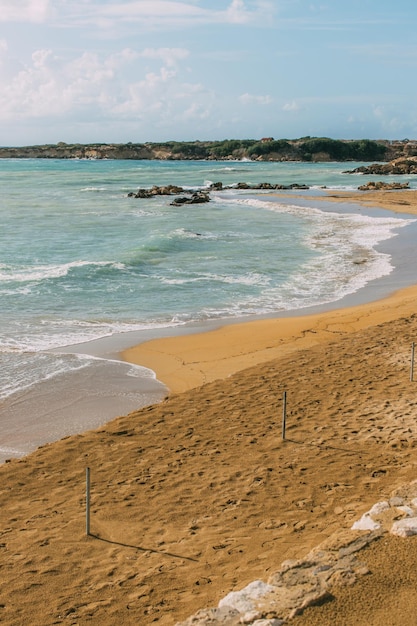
[1,0,416,146]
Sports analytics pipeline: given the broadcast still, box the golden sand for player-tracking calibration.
[2,190,417,625]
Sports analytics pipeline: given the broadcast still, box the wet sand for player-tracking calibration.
[122,283,417,395]
[2,190,417,625]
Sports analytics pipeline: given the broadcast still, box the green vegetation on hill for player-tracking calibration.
[0,137,405,161]
[298,138,387,161]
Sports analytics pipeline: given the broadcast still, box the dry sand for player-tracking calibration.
[2,189,417,625]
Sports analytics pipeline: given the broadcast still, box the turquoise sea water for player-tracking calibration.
[1,158,416,460]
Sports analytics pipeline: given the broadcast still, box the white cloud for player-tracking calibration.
[0,0,276,29]
[0,0,51,22]
[77,0,207,30]
[0,40,26,83]
[282,100,301,111]
[239,93,273,105]
[372,105,407,134]
[181,100,211,122]
[32,49,53,68]
[0,42,211,130]
[113,68,212,123]
[224,0,251,24]
[96,0,276,28]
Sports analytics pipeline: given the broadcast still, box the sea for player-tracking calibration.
[2,158,417,461]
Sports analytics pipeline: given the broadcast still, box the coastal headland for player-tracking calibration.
[2,190,417,624]
[0,136,414,162]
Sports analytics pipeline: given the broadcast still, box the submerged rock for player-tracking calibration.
[128,184,185,198]
[170,191,210,206]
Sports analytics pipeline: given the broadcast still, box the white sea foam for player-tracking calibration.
[0,318,179,353]
[0,260,123,283]
[160,271,270,287]
[0,352,92,400]
[168,227,217,240]
[310,184,359,191]
[0,347,161,403]
[80,186,107,192]
[225,196,413,303]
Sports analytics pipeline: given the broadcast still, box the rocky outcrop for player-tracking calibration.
[127,184,185,198]
[127,185,211,205]
[170,191,210,206]
[127,182,312,200]
[127,178,412,205]
[345,157,417,175]
[176,530,380,625]
[357,181,410,191]
[233,182,309,190]
[175,480,417,625]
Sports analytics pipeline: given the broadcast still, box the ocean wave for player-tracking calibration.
[309,184,359,191]
[168,228,217,240]
[0,351,92,400]
[205,167,251,173]
[160,271,270,287]
[156,199,414,318]
[0,350,159,402]
[0,318,182,353]
[80,186,107,192]
[0,260,125,283]
[242,196,412,292]
[231,196,413,231]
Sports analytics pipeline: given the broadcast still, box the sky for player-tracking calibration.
[1,0,417,146]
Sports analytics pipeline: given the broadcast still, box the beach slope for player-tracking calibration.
[1,302,417,623]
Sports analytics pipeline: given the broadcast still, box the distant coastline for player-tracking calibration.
[1,136,416,161]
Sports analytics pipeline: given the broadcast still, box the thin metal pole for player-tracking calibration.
[282,391,287,440]
[86,467,91,536]
[411,343,415,382]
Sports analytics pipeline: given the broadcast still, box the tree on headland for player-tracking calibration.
[298,138,387,161]
[247,139,291,158]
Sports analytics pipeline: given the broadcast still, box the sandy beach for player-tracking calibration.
[2,189,417,625]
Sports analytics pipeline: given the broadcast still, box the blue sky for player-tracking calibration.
[1,0,416,145]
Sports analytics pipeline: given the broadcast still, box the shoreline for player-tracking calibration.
[121,189,417,393]
[122,283,417,393]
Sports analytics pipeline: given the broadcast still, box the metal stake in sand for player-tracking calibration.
[411,343,415,382]
[86,467,91,536]
[282,391,287,440]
